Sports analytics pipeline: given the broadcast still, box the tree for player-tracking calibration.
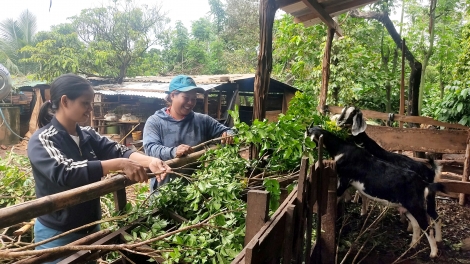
[20,23,85,82]
[0,9,37,75]
[70,0,168,83]
[222,0,259,72]
[208,0,226,34]
[173,21,190,71]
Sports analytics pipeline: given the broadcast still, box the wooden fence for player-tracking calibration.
[232,108,470,263]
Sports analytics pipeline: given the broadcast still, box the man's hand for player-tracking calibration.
[149,158,171,182]
[221,131,234,145]
[175,144,193,157]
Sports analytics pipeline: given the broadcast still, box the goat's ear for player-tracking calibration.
[351,111,367,136]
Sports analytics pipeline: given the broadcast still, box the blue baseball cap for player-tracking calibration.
[167,75,205,94]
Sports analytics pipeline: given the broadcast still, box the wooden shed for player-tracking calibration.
[89,74,299,141]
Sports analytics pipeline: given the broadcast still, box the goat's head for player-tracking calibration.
[336,106,367,136]
[305,125,325,144]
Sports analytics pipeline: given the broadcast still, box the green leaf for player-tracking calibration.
[457,102,463,112]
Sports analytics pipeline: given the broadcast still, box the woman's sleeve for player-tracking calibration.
[28,134,103,188]
[84,127,134,160]
[143,115,176,160]
[205,114,230,139]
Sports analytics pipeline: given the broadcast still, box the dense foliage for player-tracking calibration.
[2,0,469,125]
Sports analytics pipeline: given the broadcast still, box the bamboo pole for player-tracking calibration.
[14,230,111,264]
[399,39,405,127]
[0,147,215,230]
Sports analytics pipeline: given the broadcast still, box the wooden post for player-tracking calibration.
[282,204,296,264]
[113,188,127,212]
[294,157,309,263]
[399,39,406,125]
[321,160,337,264]
[204,92,209,114]
[217,90,222,120]
[244,190,270,246]
[251,0,278,159]
[318,27,335,114]
[459,131,470,205]
[398,39,405,154]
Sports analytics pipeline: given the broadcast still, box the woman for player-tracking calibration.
[28,73,170,263]
[143,75,233,191]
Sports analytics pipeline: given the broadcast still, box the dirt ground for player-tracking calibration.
[338,197,470,264]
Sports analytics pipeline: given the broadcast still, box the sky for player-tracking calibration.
[0,0,212,32]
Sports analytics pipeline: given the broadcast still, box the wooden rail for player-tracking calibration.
[327,105,469,130]
[0,147,214,230]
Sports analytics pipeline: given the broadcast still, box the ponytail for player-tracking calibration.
[37,100,54,128]
[37,73,92,128]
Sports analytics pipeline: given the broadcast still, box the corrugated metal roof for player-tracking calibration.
[12,77,47,88]
[96,90,168,98]
[91,74,298,98]
[93,82,220,99]
[123,74,255,84]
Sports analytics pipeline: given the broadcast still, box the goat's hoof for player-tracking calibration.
[410,241,418,248]
[429,251,438,258]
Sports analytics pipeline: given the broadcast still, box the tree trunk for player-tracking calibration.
[439,65,445,99]
[349,10,422,118]
[117,59,130,84]
[251,0,277,159]
[418,0,437,114]
[318,27,335,113]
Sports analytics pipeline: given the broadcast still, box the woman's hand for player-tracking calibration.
[175,144,193,157]
[149,158,171,182]
[221,131,234,145]
[120,159,148,183]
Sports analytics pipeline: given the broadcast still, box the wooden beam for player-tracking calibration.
[300,0,343,36]
[295,0,377,23]
[281,204,296,264]
[459,133,470,205]
[277,0,299,9]
[252,0,278,159]
[244,191,270,246]
[327,105,469,130]
[365,126,468,154]
[400,38,406,127]
[204,92,209,114]
[113,188,127,212]
[320,160,337,264]
[232,188,299,263]
[441,180,470,195]
[318,27,335,113]
[294,157,309,262]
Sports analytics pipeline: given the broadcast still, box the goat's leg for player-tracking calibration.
[409,207,438,258]
[434,218,442,242]
[407,221,413,232]
[423,228,438,258]
[405,212,421,248]
[426,194,442,242]
[353,190,360,203]
[360,195,369,216]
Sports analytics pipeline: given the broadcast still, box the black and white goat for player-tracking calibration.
[335,106,441,184]
[306,126,445,258]
[336,106,443,238]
